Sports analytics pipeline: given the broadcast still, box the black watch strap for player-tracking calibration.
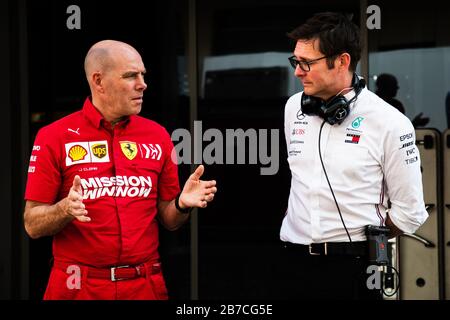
[175,192,192,214]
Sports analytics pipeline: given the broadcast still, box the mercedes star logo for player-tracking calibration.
[296,109,306,120]
[335,108,348,120]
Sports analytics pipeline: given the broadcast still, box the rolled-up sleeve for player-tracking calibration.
[382,117,428,234]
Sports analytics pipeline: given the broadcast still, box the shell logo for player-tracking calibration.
[68,145,88,161]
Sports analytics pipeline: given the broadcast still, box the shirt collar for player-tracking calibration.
[82,97,132,129]
[343,88,356,102]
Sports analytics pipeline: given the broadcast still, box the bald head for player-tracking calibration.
[83,40,147,122]
[84,40,141,82]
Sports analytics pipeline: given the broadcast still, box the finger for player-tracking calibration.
[68,190,83,202]
[75,215,91,222]
[190,165,204,181]
[72,175,82,193]
[70,207,88,216]
[71,202,86,210]
[205,194,215,202]
[205,187,217,194]
[202,180,216,188]
[200,201,207,208]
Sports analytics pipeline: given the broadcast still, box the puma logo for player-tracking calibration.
[68,128,80,135]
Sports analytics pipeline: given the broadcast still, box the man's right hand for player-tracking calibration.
[63,175,90,222]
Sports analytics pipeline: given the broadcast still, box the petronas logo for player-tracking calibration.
[352,117,364,129]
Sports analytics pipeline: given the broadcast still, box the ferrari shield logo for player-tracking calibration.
[120,141,138,160]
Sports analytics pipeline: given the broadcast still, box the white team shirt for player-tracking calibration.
[281,86,428,244]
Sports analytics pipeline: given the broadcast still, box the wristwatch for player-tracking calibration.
[175,192,193,214]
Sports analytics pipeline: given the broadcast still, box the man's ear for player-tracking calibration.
[91,72,104,93]
[338,53,351,70]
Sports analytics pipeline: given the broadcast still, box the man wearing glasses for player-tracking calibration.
[279,12,427,299]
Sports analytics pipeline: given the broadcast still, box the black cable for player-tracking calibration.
[318,120,353,243]
[381,265,400,298]
[316,87,402,299]
[316,89,361,243]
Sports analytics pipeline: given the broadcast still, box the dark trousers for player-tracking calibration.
[274,242,382,300]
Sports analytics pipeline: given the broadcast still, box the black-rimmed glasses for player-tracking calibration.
[288,55,329,72]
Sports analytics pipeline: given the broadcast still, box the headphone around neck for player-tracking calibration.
[300,74,366,125]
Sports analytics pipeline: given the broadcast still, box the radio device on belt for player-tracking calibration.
[365,225,390,265]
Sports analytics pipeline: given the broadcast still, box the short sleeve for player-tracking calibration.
[24,126,62,204]
[157,129,181,201]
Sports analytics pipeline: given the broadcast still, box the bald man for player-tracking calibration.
[24,40,217,300]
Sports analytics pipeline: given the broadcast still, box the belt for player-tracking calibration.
[53,260,161,282]
[282,241,368,257]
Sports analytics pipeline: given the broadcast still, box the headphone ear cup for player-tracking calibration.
[352,74,365,95]
[320,96,350,125]
[301,94,323,116]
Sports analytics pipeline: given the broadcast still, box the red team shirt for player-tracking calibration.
[25,98,180,267]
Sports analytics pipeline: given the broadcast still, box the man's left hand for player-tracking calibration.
[386,214,404,238]
[179,165,217,209]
